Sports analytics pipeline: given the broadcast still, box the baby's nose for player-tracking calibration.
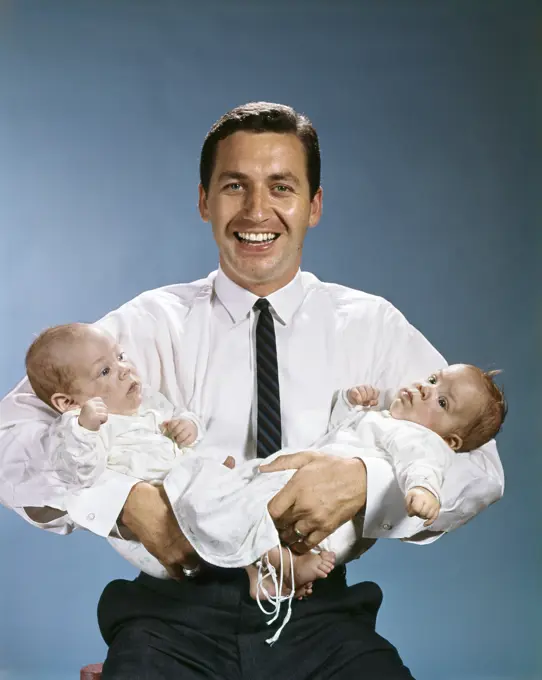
[415,382,429,399]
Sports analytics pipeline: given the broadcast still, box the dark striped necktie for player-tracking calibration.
[254,298,282,458]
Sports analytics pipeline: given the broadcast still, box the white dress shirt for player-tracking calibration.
[0,269,504,545]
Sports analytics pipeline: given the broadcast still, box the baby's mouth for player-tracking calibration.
[127,380,140,395]
[399,388,414,404]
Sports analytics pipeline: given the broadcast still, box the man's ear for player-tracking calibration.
[444,433,463,451]
[198,184,210,222]
[308,186,323,228]
[50,393,78,413]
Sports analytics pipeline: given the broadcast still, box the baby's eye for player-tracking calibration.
[101,367,110,377]
[438,397,447,409]
[428,375,437,385]
[118,352,126,361]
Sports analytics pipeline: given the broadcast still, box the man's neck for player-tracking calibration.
[219,267,298,298]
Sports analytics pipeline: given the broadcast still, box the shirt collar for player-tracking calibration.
[214,267,305,326]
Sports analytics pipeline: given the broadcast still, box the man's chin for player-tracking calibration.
[228,260,285,285]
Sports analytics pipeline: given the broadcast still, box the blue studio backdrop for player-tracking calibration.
[0,1,539,679]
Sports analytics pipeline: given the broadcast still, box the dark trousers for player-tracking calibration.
[98,565,414,679]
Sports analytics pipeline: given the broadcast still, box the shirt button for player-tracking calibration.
[382,523,392,530]
[87,513,95,521]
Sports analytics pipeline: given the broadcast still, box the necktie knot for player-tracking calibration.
[254,298,270,313]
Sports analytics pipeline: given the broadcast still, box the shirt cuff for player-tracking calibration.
[356,456,427,539]
[65,469,139,537]
[400,529,444,545]
[14,506,74,535]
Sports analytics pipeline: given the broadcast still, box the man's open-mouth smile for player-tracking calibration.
[234,231,280,247]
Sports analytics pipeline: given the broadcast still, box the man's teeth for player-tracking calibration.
[236,232,278,243]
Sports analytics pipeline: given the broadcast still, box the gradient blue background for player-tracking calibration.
[0,1,539,678]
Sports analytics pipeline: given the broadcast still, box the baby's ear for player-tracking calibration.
[50,393,78,413]
[444,433,463,452]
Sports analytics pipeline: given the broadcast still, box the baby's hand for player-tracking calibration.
[161,418,198,447]
[405,487,441,527]
[347,385,380,407]
[79,397,108,431]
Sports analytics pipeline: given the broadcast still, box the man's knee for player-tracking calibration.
[326,647,415,679]
[97,579,134,645]
[101,622,154,680]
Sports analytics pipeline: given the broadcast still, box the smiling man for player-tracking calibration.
[0,102,504,679]
[200,125,321,297]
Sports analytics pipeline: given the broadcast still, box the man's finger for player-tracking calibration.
[290,540,312,555]
[305,529,328,550]
[267,485,298,522]
[165,563,185,580]
[260,451,315,474]
[279,519,313,547]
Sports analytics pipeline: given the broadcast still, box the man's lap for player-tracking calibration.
[98,566,414,679]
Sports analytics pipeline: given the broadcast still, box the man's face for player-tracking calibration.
[389,364,485,449]
[199,131,322,295]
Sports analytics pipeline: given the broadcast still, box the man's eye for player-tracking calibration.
[438,397,447,409]
[101,367,110,377]
[226,183,242,191]
[428,375,437,384]
[274,184,291,193]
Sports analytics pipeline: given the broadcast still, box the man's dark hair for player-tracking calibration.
[200,102,321,199]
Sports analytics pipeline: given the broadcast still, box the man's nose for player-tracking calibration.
[244,187,271,222]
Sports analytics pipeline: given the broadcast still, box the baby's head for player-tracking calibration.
[389,364,506,452]
[26,323,142,415]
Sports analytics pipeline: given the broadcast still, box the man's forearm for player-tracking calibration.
[120,482,199,575]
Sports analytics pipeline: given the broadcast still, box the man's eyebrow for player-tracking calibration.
[268,172,301,186]
[216,171,301,185]
[217,171,249,182]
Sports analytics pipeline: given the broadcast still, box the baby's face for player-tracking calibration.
[64,327,142,415]
[389,364,484,449]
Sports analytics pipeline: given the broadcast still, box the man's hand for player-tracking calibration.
[79,397,108,431]
[161,418,198,447]
[261,451,367,553]
[347,385,380,407]
[120,482,198,578]
[405,487,440,526]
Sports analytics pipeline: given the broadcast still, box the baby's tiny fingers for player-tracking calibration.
[348,389,361,405]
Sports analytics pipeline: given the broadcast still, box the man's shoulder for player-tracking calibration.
[119,273,216,316]
[304,273,399,320]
